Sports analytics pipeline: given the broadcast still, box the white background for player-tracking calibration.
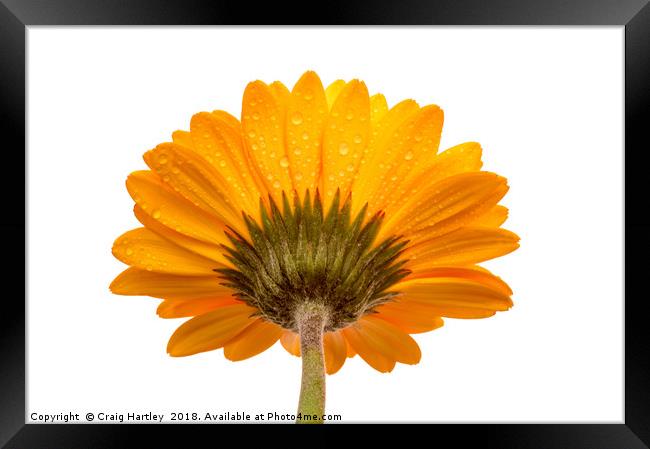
[27,27,624,423]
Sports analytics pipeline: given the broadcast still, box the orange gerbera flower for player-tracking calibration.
[110,71,519,423]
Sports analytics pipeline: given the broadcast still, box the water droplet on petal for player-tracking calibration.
[294,147,302,156]
[157,155,168,165]
[338,143,349,156]
[152,210,161,219]
[301,132,309,141]
[346,164,354,172]
[252,112,260,120]
[280,157,289,168]
[248,131,256,139]
[125,248,133,256]
[291,112,303,125]
[353,134,363,144]
[295,172,303,181]
[219,160,226,167]
[345,110,354,120]
[404,151,414,161]
[273,180,281,189]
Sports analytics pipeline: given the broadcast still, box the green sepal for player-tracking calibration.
[217,190,411,331]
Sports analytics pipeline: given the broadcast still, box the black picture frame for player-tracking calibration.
[2,0,648,446]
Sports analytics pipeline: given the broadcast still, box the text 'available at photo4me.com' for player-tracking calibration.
[29,410,343,423]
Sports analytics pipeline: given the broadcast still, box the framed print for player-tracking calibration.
[2,0,649,447]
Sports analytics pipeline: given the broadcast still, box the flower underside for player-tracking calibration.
[109,70,520,388]
[217,189,410,332]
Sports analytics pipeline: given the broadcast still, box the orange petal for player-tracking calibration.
[280,330,301,356]
[369,93,388,126]
[172,130,193,148]
[323,331,347,375]
[351,99,420,216]
[405,226,520,268]
[112,228,222,275]
[405,266,513,296]
[408,304,497,319]
[126,170,228,246]
[223,319,283,361]
[395,269,513,318]
[144,143,246,234]
[110,267,230,299]
[387,292,498,319]
[342,326,396,373]
[269,81,290,108]
[380,172,508,243]
[345,336,357,358]
[355,316,421,364]
[189,112,261,214]
[210,110,242,131]
[321,80,370,205]
[241,81,293,202]
[374,303,445,334]
[367,105,444,212]
[325,79,346,109]
[391,294,499,319]
[133,205,229,265]
[157,296,239,318]
[475,205,509,228]
[382,142,483,219]
[167,304,257,356]
[286,71,328,196]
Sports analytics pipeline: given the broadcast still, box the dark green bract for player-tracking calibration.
[216,190,411,332]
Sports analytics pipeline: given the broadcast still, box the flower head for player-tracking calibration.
[110,71,519,404]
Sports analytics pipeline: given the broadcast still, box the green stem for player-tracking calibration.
[296,304,327,424]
